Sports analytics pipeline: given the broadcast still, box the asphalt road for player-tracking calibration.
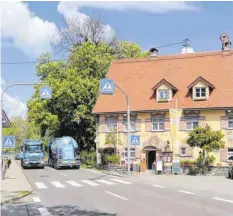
[2,164,233,216]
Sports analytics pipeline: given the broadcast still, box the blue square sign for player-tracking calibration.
[40,86,52,99]
[3,136,15,148]
[131,135,140,146]
[100,79,115,94]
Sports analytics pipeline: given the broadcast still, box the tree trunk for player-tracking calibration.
[203,149,206,175]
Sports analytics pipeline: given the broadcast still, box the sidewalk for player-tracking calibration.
[1,159,32,205]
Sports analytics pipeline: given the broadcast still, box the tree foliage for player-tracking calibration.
[105,128,122,154]
[186,124,224,175]
[28,17,146,151]
[186,124,225,152]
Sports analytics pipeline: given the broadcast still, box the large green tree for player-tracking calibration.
[28,39,146,151]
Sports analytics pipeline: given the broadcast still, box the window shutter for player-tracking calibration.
[118,120,124,132]
[220,116,228,129]
[185,146,193,157]
[164,118,170,130]
[136,119,141,132]
[145,119,152,132]
[180,117,186,130]
[135,148,141,159]
[199,116,206,128]
[220,148,228,162]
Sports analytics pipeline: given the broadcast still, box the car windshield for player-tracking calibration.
[26,145,42,152]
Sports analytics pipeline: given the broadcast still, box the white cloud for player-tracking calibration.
[1,78,27,119]
[58,1,198,14]
[1,2,60,57]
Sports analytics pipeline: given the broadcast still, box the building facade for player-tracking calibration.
[93,36,233,169]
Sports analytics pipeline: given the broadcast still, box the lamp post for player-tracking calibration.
[114,83,131,175]
[1,83,39,156]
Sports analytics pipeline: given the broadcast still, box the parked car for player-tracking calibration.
[228,164,233,179]
[15,152,23,160]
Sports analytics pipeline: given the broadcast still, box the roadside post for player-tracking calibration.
[99,79,131,175]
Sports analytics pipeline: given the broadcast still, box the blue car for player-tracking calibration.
[15,153,23,160]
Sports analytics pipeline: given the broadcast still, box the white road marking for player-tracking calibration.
[105,191,128,200]
[110,179,132,184]
[35,182,47,189]
[66,181,83,187]
[152,184,165,188]
[50,181,65,188]
[33,197,41,203]
[212,197,233,204]
[96,179,116,185]
[61,173,68,176]
[177,190,195,195]
[38,207,51,216]
[81,180,99,186]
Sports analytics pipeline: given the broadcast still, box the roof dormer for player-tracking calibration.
[152,79,178,102]
[188,76,215,101]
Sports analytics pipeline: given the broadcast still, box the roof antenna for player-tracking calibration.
[181,38,194,54]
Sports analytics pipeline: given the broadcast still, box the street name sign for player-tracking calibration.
[2,136,15,149]
[100,79,115,94]
[40,86,52,99]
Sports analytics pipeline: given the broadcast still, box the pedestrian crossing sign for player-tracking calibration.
[40,86,52,99]
[100,79,115,94]
[2,136,15,148]
[131,135,140,145]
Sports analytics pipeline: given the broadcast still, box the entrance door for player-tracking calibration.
[147,151,156,170]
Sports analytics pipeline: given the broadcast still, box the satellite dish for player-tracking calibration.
[181,46,195,54]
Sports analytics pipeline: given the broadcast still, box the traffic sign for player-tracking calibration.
[2,136,15,148]
[40,86,52,99]
[100,79,115,94]
[130,135,140,145]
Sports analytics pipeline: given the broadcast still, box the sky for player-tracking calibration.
[1,1,233,119]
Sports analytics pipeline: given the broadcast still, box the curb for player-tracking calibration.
[1,190,33,206]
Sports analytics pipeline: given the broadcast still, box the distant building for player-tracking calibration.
[2,110,11,128]
[93,33,233,169]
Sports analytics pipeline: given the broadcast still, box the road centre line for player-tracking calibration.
[177,190,195,195]
[105,191,128,200]
[152,184,165,188]
[33,197,41,203]
[38,207,51,216]
[212,197,233,204]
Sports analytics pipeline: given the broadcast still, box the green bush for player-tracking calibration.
[180,159,195,166]
[106,154,120,165]
[80,151,96,167]
[188,154,216,175]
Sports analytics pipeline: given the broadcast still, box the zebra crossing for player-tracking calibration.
[35,178,133,189]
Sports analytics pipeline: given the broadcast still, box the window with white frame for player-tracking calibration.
[152,117,165,131]
[124,120,136,132]
[185,117,199,130]
[195,88,206,98]
[124,148,136,159]
[158,90,169,101]
[228,148,233,160]
[228,116,233,129]
[106,118,117,132]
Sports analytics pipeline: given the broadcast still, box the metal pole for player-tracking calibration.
[114,83,131,175]
[126,95,131,175]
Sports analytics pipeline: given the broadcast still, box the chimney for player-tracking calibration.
[220,32,232,51]
[149,47,159,57]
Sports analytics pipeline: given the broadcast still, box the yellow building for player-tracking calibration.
[93,36,233,169]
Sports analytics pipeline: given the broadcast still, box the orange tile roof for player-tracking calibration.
[93,50,233,114]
